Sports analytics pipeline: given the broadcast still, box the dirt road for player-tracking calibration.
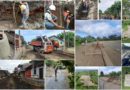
[76,41,121,66]
[0,76,41,89]
[99,77,121,89]
[20,48,73,60]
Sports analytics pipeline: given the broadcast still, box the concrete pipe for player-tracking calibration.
[0,32,10,59]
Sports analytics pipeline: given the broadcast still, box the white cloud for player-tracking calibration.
[0,60,31,73]
[76,20,121,38]
[99,66,121,75]
[99,0,120,12]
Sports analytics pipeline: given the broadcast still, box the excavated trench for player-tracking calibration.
[0,1,44,30]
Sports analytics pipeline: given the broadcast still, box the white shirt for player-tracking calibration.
[45,12,52,21]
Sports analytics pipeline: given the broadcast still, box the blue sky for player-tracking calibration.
[99,66,121,75]
[99,0,121,12]
[15,30,68,42]
[76,20,121,38]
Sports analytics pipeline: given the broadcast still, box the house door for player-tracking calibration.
[39,68,43,79]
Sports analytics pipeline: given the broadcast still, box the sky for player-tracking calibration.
[99,66,121,75]
[124,43,130,47]
[99,0,120,12]
[75,67,99,72]
[0,60,31,73]
[76,20,121,38]
[15,30,69,42]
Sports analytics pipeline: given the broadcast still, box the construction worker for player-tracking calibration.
[45,5,63,29]
[19,1,29,28]
[54,65,58,81]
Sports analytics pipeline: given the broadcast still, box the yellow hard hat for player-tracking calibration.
[20,4,26,11]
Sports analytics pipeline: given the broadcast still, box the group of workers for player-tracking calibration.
[45,4,74,29]
[19,1,73,29]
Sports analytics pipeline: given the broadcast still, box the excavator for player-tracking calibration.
[30,36,59,54]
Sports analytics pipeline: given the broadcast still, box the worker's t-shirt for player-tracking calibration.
[21,3,29,16]
[45,11,53,21]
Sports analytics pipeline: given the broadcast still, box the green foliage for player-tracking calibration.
[75,73,85,89]
[122,37,130,43]
[76,71,98,89]
[122,67,130,89]
[60,60,74,88]
[60,60,74,73]
[109,71,121,77]
[57,32,74,47]
[89,71,98,84]
[68,73,74,89]
[45,60,56,67]
[76,35,121,46]
[100,1,121,19]
[122,20,130,31]
[123,0,130,18]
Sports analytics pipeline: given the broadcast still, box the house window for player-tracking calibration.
[34,66,36,75]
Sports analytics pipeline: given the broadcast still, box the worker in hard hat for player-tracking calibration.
[45,5,63,29]
[19,1,29,28]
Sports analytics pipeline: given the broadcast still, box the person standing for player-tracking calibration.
[54,65,58,81]
[19,1,29,28]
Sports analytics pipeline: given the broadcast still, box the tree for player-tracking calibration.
[57,32,74,47]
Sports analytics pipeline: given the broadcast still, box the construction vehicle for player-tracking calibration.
[30,36,54,53]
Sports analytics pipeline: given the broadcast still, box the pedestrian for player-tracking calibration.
[54,65,58,81]
[45,5,63,29]
[19,1,29,28]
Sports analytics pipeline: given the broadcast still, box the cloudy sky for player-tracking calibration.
[99,66,121,75]
[15,30,68,42]
[0,60,30,73]
[76,20,121,38]
[99,0,120,12]
[75,67,99,72]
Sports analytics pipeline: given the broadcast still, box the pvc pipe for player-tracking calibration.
[0,32,10,59]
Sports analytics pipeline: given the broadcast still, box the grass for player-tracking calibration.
[122,38,130,43]
[76,71,98,89]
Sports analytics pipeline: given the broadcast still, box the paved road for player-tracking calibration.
[0,76,41,89]
[76,41,121,66]
[45,69,70,89]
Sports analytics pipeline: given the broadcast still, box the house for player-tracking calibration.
[17,60,44,79]
[15,34,25,48]
[49,35,64,47]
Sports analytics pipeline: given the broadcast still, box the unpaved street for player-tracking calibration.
[0,76,41,89]
[20,48,73,60]
[76,41,121,66]
[99,77,121,89]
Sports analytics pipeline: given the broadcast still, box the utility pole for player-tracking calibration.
[64,30,66,51]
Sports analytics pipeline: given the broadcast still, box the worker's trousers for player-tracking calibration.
[22,14,29,27]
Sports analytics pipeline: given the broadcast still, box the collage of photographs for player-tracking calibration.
[0,0,128,90]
